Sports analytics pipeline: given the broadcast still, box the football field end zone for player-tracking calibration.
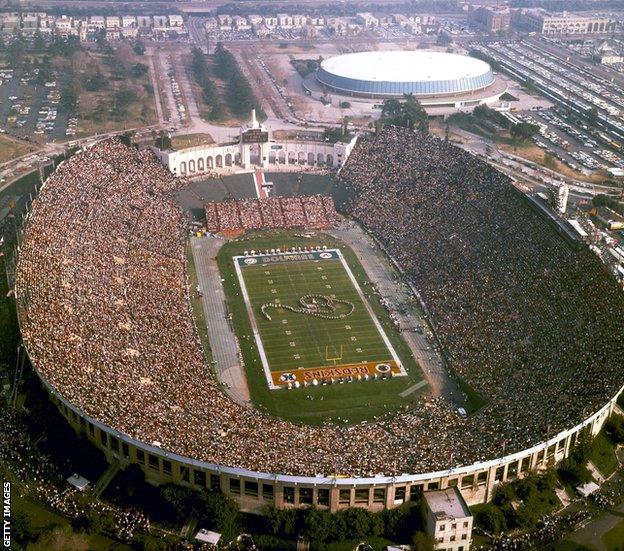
[233,248,407,390]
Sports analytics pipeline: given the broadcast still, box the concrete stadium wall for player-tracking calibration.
[33,364,623,513]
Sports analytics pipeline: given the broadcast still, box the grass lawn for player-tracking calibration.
[603,518,624,551]
[74,49,157,138]
[237,251,399,378]
[0,134,38,164]
[11,491,132,550]
[171,132,215,150]
[590,431,619,478]
[554,540,598,551]
[216,230,427,425]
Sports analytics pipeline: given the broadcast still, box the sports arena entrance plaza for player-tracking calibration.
[14,133,624,507]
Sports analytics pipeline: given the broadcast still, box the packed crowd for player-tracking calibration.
[204,195,338,233]
[340,126,624,459]
[14,135,624,479]
[0,407,151,544]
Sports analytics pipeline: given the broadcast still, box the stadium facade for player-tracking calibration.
[316,51,495,99]
[36,371,622,512]
[154,110,358,176]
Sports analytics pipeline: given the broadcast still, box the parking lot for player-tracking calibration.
[0,67,75,142]
[472,39,624,174]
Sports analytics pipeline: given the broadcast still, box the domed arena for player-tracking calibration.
[315,50,495,98]
[14,129,624,514]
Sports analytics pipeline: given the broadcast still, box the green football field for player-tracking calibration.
[216,230,427,424]
[236,250,401,386]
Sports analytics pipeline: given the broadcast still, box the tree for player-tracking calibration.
[510,122,538,141]
[131,63,149,78]
[473,503,507,534]
[265,505,299,538]
[380,94,428,133]
[36,56,54,85]
[95,28,108,51]
[586,107,598,128]
[155,132,172,150]
[59,84,79,113]
[113,88,138,116]
[544,152,557,169]
[33,30,45,51]
[84,70,109,92]
[302,508,333,543]
[605,416,624,444]
[11,510,33,545]
[7,35,26,68]
[436,31,452,46]
[412,531,435,551]
[133,40,146,56]
[339,508,375,539]
[198,490,240,540]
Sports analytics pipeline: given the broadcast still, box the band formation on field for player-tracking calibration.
[233,248,407,389]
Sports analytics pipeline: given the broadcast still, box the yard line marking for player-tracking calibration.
[399,379,428,398]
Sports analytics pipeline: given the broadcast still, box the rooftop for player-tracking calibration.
[319,51,491,84]
[424,488,471,521]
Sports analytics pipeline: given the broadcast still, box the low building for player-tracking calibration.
[169,15,184,28]
[594,42,624,65]
[424,488,473,551]
[0,12,21,33]
[55,16,74,36]
[218,14,232,30]
[204,17,218,31]
[512,9,616,34]
[137,16,152,28]
[292,15,307,28]
[122,15,137,28]
[89,15,105,29]
[468,5,511,33]
[121,27,138,39]
[154,110,358,175]
[105,16,120,29]
[357,12,379,28]
[247,14,263,26]
[376,14,394,27]
[232,15,250,30]
[40,15,55,34]
[264,16,278,29]
[278,14,293,28]
[22,13,40,33]
[594,207,624,231]
[153,15,168,29]
[309,16,325,27]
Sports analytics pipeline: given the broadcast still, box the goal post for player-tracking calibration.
[325,344,344,366]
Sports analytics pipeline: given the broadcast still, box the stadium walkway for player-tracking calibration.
[191,236,251,405]
[329,220,460,401]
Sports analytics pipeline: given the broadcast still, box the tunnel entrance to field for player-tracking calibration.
[249,143,262,166]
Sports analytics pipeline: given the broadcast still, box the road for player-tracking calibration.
[146,49,165,125]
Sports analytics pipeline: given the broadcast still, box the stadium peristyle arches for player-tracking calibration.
[152,112,358,176]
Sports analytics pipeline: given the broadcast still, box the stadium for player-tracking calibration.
[14,129,624,514]
[314,50,501,104]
